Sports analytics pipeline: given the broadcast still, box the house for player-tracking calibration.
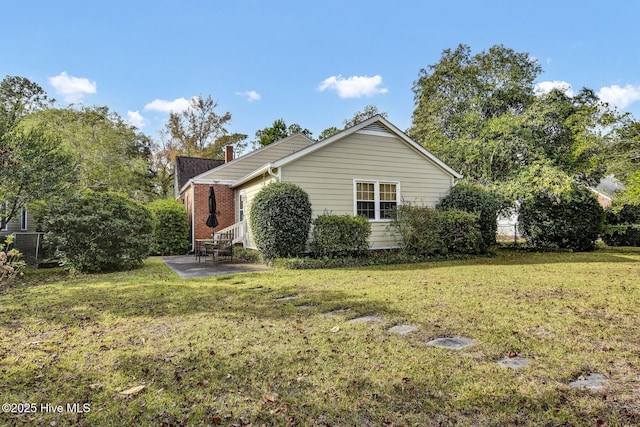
[1,206,42,265]
[177,115,462,251]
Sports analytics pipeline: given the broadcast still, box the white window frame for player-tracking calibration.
[353,180,400,222]
[238,190,246,222]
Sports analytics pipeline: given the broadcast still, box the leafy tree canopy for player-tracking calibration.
[0,76,76,224]
[319,105,388,140]
[166,95,247,158]
[20,105,154,201]
[607,119,640,204]
[254,118,312,147]
[0,75,52,132]
[410,44,624,198]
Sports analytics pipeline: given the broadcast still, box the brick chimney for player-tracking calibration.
[225,145,234,163]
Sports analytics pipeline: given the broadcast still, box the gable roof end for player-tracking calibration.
[231,115,461,188]
[281,116,460,175]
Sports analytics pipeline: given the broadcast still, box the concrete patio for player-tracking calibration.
[160,255,272,279]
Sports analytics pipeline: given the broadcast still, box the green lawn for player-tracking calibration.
[1,248,639,426]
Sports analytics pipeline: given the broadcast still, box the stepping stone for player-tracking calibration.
[323,308,350,316]
[275,295,298,301]
[426,336,475,350]
[297,304,318,310]
[497,356,531,369]
[347,315,383,324]
[569,373,606,391]
[388,325,418,335]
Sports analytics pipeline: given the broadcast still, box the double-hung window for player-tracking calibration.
[355,180,399,220]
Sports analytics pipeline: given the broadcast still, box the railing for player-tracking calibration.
[216,220,247,246]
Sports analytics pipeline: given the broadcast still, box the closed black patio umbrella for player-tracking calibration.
[205,186,219,229]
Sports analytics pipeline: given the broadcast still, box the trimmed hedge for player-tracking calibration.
[147,199,190,256]
[390,204,483,256]
[602,204,640,247]
[518,187,604,251]
[249,182,312,260]
[311,214,371,258]
[43,191,153,273]
[437,181,501,248]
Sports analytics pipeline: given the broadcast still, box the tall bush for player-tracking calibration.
[147,199,190,255]
[390,204,483,256]
[43,191,153,273]
[311,214,371,258]
[249,182,312,260]
[437,181,501,248]
[1,235,25,291]
[602,204,640,247]
[518,187,604,251]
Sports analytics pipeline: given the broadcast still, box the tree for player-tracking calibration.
[0,127,76,225]
[166,95,245,158]
[410,44,621,191]
[318,105,388,140]
[0,76,75,225]
[254,118,312,147]
[148,134,177,199]
[0,75,52,133]
[342,104,388,129]
[608,119,640,205]
[20,106,154,200]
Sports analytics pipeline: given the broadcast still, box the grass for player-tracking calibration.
[1,248,639,426]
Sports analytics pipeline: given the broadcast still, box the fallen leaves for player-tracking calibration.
[119,384,146,396]
[262,392,278,403]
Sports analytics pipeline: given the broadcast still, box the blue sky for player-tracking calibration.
[3,0,640,151]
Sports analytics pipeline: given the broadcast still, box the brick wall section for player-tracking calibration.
[191,183,235,240]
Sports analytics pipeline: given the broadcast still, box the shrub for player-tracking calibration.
[602,204,640,247]
[518,187,604,251]
[249,182,312,261]
[147,199,190,255]
[437,181,501,248]
[1,235,26,291]
[437,209,484,255]
[43,191,153,273]
[311,214,371,258]
[390,204,484,256]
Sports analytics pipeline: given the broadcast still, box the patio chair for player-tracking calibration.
[195,239,214,262]
[213,232,233,262]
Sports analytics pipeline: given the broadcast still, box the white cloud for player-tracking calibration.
[597,84,640,110]
[143,97,191,113]
[534,80,574,97]
[126,110,146,129]
[318,75,388,98]
[48,71,97,102]
[236,90,261,102]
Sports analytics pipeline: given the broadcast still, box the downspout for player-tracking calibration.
[190,182,195,251]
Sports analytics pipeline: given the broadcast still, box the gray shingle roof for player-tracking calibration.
[175,156,225,193]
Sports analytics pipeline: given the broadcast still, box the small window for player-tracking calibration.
[238,193,245,222]
[354,181,399,221]
[1,201,7,231]
[21,209,28,231]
